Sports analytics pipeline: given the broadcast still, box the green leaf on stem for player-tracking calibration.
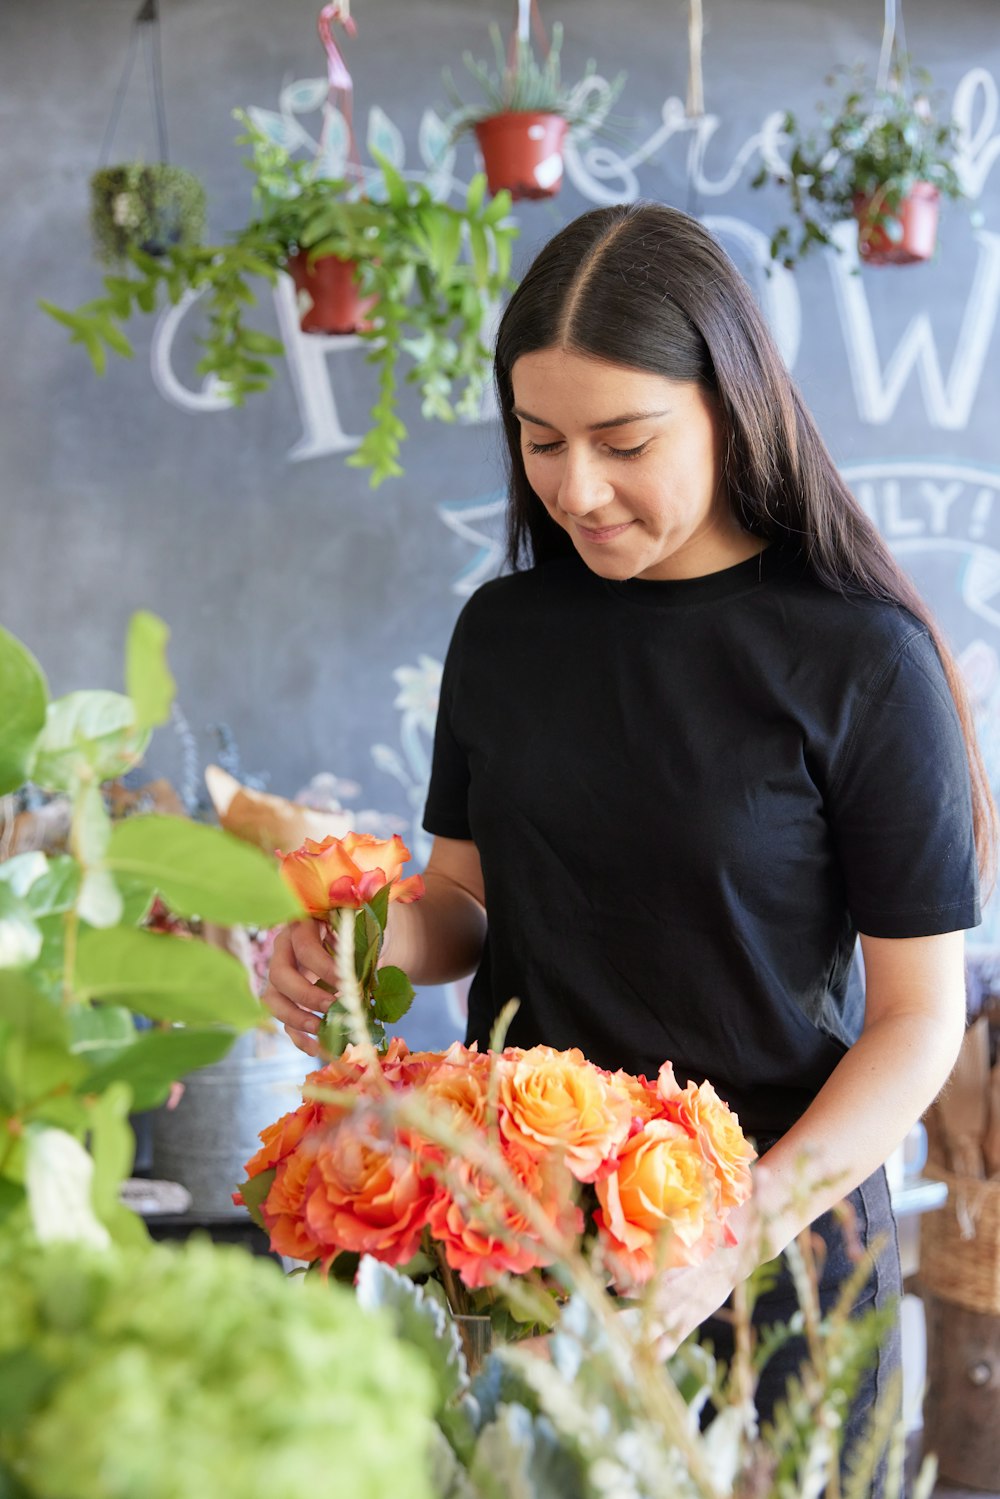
[317,1005,349,1058]
[74,927,264,1030]
[68,1005,135,1068]
[125,611,176,731]
[0,624,48,795]
[106,816,304,927]
[32,691,148,792]
[87,1082,147,1246]
[80,1026,236,1112]
[372,965,415,1024]
[0,886,42,970]
[236,1165,276,1230]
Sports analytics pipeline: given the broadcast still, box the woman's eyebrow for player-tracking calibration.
[513,407,670,431]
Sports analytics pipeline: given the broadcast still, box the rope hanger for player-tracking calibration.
[98,0,170,168]
[876,0,911,94]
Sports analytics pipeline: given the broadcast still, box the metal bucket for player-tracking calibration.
[151,1026,313,1217]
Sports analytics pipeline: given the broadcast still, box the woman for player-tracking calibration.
[265,203,991,1458]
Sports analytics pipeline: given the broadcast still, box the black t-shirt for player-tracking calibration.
[423,546,980,1135]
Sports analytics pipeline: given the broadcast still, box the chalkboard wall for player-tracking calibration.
[4,0,1000,1043]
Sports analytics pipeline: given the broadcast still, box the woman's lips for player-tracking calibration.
[574,521,634,543]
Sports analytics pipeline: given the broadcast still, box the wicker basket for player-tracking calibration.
[918,1166,1000,1315]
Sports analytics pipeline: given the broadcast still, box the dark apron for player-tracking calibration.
[699,1151,903,1496]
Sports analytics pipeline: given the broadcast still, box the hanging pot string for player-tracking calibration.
[317,2,361,180]
[686,0,704,119]
[98,0,170,168]
[507,0,549,73]
[876,0,911,96]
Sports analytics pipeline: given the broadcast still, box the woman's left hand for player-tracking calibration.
[644,1247,743,1359]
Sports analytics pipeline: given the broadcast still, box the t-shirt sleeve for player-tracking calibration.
[422,606,473,841]
[827,628,981,938]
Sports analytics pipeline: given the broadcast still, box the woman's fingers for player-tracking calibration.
[290,918,339,986]
[262,924,331,1034]
[283,1022,321,1058]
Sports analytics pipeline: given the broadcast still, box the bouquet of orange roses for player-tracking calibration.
[246,829,756,1328]
[235,1036,756,1312]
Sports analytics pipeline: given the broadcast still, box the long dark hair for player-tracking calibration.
[494,201,996,885]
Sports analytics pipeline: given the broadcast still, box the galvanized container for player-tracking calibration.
[151,1026,314,1217]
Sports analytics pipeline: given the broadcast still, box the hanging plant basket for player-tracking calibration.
[473,111,568,200]
[89,163,206,264]
[854,180,940,266]
[286,250,376,335]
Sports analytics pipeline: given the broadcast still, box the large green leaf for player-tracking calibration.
[125,611,176,731]
[80,1025,236,1111]
[0,885,42,970]
[87,1083,147,1247]
[0,852,48,899]
[73,783,111,865]
[0,624,48,795]
[32,691,149,792]
[74,926,265,1029]
[106,815,305,926]
[68,1004,136,1067]
[0,971,69,1049]
[355,1257,466,1411]
[0,982,85,1107]
[21,856,81,919]
[77,868,123,930]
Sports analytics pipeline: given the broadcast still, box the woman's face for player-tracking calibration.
[511,347,761,581]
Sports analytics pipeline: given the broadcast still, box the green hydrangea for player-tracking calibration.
[0,1237,437,1499]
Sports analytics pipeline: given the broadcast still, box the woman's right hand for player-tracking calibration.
[262,919,339,1057]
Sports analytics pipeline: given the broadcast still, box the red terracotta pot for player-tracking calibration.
[286,251,376,334]
[473,111,569,201]
[854,181,940,266]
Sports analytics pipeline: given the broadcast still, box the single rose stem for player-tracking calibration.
[432,1238,469,1316]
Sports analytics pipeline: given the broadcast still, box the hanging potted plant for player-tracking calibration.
[752,63,965,268]
[444,20,624,201]
[90,163,207,263]
[39,112,517,486]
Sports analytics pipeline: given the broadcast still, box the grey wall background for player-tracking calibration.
[4,0,1000,1044]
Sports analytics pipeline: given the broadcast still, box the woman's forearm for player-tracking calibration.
[750,929,966,1259]
[382,869,487,986]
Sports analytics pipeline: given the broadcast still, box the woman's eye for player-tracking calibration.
[607,442,648,460]
[525,439,563,455]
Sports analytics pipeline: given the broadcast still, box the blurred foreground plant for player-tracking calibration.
[294,925,938,1499]
[0,615,304,1249]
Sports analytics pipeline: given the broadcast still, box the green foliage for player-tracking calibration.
[105,815,303,927]
[125,611,176,732]
[358,1239,921,1499]
[89,164,206,264]
[0,1237,438,1499]
[0,627,48,796]
[752,63,965,267]
[444,22,624,137]
[42,116,519,486]
[0,614,304,1244]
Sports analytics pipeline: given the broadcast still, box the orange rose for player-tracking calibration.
[279,832,425,918]
[422,1045,492,1133]
[241,1100,324,1178]
[260,1147,327,1262]
[606,1068,664,1127]
[595,1119,719,1290]
[661,1072,756,1212]
[427,1144,582,1290]
[379,1036,449,1089]
[496,1045,633,1183]
[304,1115,434,1266]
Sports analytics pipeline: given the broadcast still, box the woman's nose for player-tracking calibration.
[556,451,613,517]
